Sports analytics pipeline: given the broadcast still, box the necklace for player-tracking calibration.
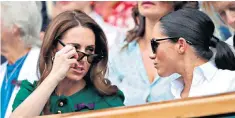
[4,57,25,89]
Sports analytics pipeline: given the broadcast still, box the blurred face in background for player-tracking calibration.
[213,2,235,30]
[53,1,91,18]
[1,19,18,52]
[1,20,10,51]
[138,1,174,20]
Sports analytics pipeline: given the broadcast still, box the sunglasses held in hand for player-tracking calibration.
[57,39,103,64]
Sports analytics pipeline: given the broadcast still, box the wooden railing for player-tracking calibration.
[39,92,235,118]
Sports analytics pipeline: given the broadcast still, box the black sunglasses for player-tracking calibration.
[151,37,193,54]
[57,39,102,64]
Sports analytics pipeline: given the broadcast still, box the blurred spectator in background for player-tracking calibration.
[94,1,136,32]
[40,1,50,32]
[219,24,232,40]
[202,1,235,47]
[107,1,199,106]
[39,1,50,41]
[49,1,125,49]
[0,2,42,118]
[1,55,7,64]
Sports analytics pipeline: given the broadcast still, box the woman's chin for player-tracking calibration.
[66,74,84,81]
[157,70,170,77]
[65,69,87,81]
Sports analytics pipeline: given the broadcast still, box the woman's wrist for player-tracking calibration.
[46,73,62,86]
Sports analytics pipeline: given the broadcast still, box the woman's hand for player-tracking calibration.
[49,45,79,82]
[10,46,78,117]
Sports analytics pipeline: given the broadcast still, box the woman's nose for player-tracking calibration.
[81,55,87,62]
[149,53,156,60]
[225,11,235,27]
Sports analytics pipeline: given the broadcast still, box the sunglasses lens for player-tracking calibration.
[151,40,158,53]
[77,51,85,61]
[76,51,101,63]
[87,54,98,63]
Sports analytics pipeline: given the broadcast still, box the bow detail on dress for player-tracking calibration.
[74,103,95,111]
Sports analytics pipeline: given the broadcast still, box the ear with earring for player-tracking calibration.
[133,25,139,32]
[51,56,55,62]
[51,51,56,62]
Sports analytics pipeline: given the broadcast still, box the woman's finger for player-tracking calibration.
[65,49,78,59]
[68,59,79,66]
[56,45,75,55]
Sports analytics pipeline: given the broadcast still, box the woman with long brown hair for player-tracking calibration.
[11,10,124,117]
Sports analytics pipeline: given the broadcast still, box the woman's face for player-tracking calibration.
[1,20,21,53]
[150,23,179,77]
[56,1,90,11]
[138,1,174,20]
[56,26,95,81]
[0,20,12,52]
[213,1,235,30]
[53,2,90,18]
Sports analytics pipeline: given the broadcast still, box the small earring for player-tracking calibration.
[133,25,139,31]
[51,57,55,61]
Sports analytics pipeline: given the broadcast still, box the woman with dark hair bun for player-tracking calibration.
[150,8,235,98]
[107,2,198,106]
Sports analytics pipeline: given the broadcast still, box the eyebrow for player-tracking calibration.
[67,43,80,47]
[57,39,95,48]
[68,43,95,49]
[228,2,235,7]
[86,45,95,48]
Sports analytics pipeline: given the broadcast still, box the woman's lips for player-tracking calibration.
[72,66,85,74]
[57,1,71,5]
[142,1,155,6]
[153,62,158,68]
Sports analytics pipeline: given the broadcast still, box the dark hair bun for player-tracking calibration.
[173,1,199,11]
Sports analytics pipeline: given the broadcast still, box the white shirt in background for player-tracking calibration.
[171,61,235,99]
[0,47,40,118]
[226,35,234,46]
[89,12,126,49]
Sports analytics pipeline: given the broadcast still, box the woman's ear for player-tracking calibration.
[176,37,188,54]
[12,25,21,39]
[51,44,57,56]
[52,47,57,55]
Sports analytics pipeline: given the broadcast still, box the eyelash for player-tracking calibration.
[87,48,94,52]
[74,45,79,50]
[229,7,235,11]
[71,44,94,53]
[219,11,225,17]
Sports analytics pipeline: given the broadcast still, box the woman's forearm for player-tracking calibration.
[10,74,60,117]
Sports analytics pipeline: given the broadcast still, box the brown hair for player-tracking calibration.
[37,10,118,114]
[125,2,199,46]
